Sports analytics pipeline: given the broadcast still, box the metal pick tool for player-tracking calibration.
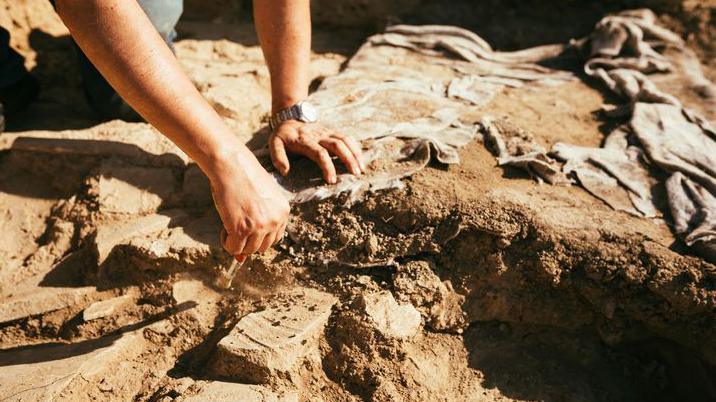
[215,229,246,290]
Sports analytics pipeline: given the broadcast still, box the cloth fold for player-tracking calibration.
[480,118,570,186]
[278,24,575,205]
[551,9,716,263]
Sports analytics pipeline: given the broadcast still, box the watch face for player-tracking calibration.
[299,101,318,122]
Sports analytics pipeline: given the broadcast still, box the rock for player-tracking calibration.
[393,261,466,332]
[184,381,299,402]
[357,291,421,339]
[123,215,224,271]
[0,121,189,166]
[83,294,134,321]
[365,234,380,256]
[401,347,451,391]
[93,212,182,265]
[210,288,337,383]
[0,286,98,324]
[95,213,225,283]
[96,164,178,214]
[0,332,146,401]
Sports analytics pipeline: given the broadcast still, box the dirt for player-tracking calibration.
[1,1,715,402]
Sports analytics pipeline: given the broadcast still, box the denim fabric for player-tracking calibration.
[0,26,29,88]
[0,0,183,121]
[76,0,184,121]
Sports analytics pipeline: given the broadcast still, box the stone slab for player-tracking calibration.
[359,291,421,339]
[123,215,224,270]
[96,165,178,215]
[211,288,337,382]
[0,122,189,167]
[0,332,145,401]
[0,286,98,324]
[93,212,183,265]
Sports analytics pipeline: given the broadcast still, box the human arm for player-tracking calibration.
[55,0,289,258]
[253,0,364,183]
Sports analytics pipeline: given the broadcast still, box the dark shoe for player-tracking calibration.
[0,73,39,122]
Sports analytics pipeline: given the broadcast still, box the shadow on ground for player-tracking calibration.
[6,29,97,132]
[464,321,716,402]
[0,301,195,366]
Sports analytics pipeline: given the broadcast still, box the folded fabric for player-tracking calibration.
[277,24,576,205]
[480,117,570,186]
[553,9,716,262]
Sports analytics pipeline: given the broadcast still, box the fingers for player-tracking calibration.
[225,226,285,256]
[258,232,277,254]
[221,228,244,254]
[334,134,366,172]
[221,229,247,258]
[241,233,264,255]
[269,134,290,176]
[319,137,363,176]
[274,122,365,183]
[301,140,337,184]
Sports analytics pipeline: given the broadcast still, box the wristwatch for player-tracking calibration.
[269,100,319,131]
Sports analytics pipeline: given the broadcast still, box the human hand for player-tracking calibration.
[269,120,365,184]
[209,148,290,261]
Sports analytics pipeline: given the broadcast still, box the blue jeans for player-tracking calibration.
[0,0,183,121]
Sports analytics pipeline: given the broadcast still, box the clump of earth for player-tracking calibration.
[0,1,715,401]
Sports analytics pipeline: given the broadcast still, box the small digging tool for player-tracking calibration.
[214,229,247,289]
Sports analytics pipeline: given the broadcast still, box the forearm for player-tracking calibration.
[55,0,254,181]
[253,0,311,113]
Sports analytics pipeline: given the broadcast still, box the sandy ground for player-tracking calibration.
[0,1,715,401]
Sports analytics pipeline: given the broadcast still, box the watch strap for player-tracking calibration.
[270,104,301,131]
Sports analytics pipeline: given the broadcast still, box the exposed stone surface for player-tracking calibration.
[0,286,98,324]
[356,291,422,339]
[211,289,337,382]
[172,279,206,305]
[184,381,299,402]
[82,294,135,322]
[0,332,146,401]
[0,122,190,166]
[122,215,225,271]
[95,163,178,215]
[93,212,180,265]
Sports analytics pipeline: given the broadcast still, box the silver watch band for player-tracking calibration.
[269,101,318,131]
[270,105,300,131]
